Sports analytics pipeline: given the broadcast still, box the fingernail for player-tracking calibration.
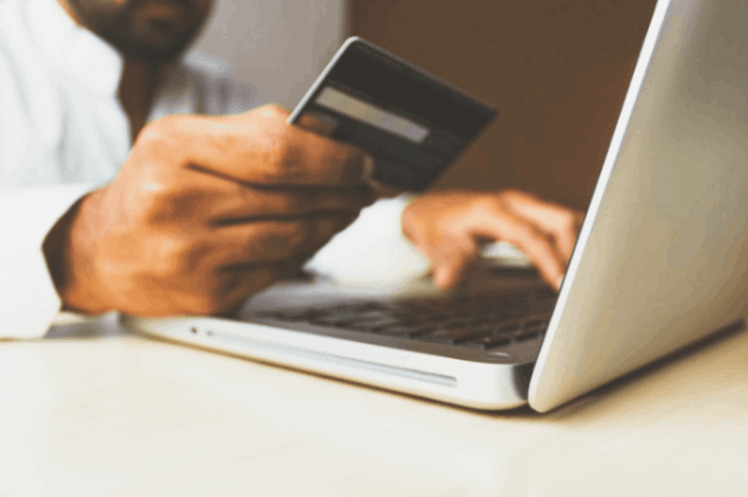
[361,155,375,181]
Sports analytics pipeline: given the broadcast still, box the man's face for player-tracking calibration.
[63,0,214,63]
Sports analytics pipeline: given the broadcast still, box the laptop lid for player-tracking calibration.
[530,0,748,412]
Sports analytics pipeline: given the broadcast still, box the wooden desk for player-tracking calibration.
[2,319,746,496]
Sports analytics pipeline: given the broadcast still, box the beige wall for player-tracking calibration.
[349,1,656,209]
[192,1,657,209]
[194,0,346,107]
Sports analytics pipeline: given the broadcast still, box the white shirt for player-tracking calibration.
[0,0,428,339]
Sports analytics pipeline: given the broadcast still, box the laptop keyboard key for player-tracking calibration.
[514,331,540,342]
[250,288,554,352]
[347,319,402,332]
[377,325,430,337]
[497,323,521,334]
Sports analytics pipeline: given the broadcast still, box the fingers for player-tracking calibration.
[401,190,583,292]
[212,215,355,266]
[166,262,291,316]
[431,238,481,291]
[210,250,320,316]
[295,111,339,136]
[211,186,371,224]
[178,167,374,223]
[139,105,374,187]
[496,190,584,261]
[470,205,567,289]
[215,262,292,313]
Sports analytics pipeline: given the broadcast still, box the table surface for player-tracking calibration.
[2,316,747,497]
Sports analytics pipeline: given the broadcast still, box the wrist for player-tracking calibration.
[42,190,111,315]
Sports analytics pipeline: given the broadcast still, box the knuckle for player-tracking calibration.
[162,236,206,274]
[497,189,523,204]
[286,220,314,248]
[164,237,192,265]
[137,190,169,224]
[261,135,303,182]
[281,191,311,213]
[130,117,194,179]
[136,181,181,224]
[236,229,265,258]
[242,222,311,258]
[508,223,540,246]
[267,136,291,169]
[477,194,500,210]
[140,243,185,283]
[561,211,579,232]
[136,173,209,225]
[134,123,163,149]
[471,194,501,217]
[137,117,178,148]
[258,103,289,121]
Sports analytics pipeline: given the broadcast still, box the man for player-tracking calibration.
[0,0,583,339]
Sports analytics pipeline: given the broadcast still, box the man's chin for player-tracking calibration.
[102,30,195,64]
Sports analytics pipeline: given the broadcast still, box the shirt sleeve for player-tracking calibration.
[304,194,431,286]
[0,184,93,339]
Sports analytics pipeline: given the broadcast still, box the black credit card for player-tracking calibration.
[288,37,497,191]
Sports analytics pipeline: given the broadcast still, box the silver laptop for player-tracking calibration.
[124,0,748,412]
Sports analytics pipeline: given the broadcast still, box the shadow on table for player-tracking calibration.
[44,313,131,340]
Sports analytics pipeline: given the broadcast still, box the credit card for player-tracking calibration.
[288,37,497,191]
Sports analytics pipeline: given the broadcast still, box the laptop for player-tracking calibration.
[123,0,748,412]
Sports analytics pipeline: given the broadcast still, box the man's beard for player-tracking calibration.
[64,0,210,63]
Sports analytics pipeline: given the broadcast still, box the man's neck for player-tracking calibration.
[57,0,164,142]
[119,58,163,142]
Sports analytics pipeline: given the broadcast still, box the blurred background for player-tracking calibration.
[194,0,346,108]
[195,0,656,210]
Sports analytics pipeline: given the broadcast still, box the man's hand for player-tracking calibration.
[44,105,374,316]
[401,190,584,291]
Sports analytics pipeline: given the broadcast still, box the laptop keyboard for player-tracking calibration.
[251,288,557,351]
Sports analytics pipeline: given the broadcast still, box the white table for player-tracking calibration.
[2,317,747,496]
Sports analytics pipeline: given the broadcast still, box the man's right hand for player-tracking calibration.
[402,189,584,291]
[43,105,375,317]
